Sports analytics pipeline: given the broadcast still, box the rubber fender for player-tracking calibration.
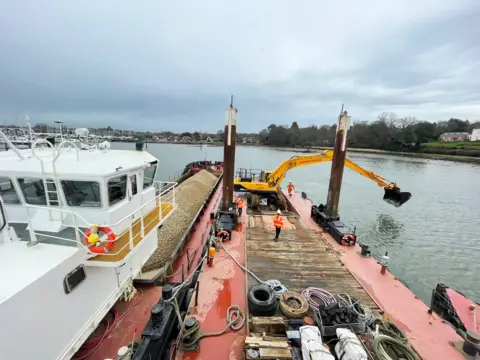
[279,291,309,319]
[248,284,277,316]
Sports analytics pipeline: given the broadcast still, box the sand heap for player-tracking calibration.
[142,169,218,272]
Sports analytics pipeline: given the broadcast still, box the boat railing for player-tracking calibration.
[24,180,178,261]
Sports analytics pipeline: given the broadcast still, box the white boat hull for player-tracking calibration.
[0,230,158,360]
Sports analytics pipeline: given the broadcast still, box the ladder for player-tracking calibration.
[43,178,63,221]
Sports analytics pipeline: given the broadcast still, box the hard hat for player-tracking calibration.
[277,209,281,214]
[289,181,292,183]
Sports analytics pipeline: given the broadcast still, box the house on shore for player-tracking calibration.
[439,132,471,142]
[471,129,480,141]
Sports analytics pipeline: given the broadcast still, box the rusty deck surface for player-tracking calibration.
[246,214,380,312]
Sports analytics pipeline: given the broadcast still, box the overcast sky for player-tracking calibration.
[1,1,479,132]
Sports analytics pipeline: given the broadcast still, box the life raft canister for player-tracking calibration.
[84,225,116,254]
[217,230,230,241]
[341,234,356,247]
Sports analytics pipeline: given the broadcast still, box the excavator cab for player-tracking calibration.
[259,170,271,183]
[383,187,412,207]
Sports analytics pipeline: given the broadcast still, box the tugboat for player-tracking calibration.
[0,130,178,360]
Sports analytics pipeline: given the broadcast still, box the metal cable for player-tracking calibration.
[337,293,375,325]
[218,240,288,297]
[301,287,337,311]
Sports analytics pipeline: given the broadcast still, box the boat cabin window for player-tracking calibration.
[0,177,21,204]
[130,174,137,196]
[17,178,59,206]
[61,180,102,208]
[108,175,127,206]
[143,161,157,189]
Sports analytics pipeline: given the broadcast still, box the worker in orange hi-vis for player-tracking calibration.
[235,196,245,217]
[273,209,284,241]
[287,181,295,196]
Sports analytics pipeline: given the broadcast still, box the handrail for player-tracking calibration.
[54,140,80,163]
[23,181,178,258]
[31,138,59,173]
[0,129,25,160]
[24,181,177,229]
[98,181,177,229]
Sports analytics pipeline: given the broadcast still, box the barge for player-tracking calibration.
[88,106,477,359]
[2,104,479,360]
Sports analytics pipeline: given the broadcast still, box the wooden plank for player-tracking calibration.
[252,317,286,334]
[246,224,381,315]
[259,348,292,359]
[244,337,290,348]
[249,333,288,341]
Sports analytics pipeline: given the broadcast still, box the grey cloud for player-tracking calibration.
[0,1,479,132]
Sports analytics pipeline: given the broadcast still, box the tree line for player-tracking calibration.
[257,113,480,152]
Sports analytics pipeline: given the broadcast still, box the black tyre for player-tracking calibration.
[248,284,277,316]
[249,300,277,316]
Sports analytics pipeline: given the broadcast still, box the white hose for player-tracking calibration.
[218,240,288,297]
[301,287,337,311]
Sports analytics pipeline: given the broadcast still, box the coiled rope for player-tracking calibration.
[337,293,375,325]
[180,305,246,351]
[301,287,337,311]
[264,280,288,298]
[218,240,288,298]
[373,318,408,343]
[372,335,420,360]
[279,291,309,318]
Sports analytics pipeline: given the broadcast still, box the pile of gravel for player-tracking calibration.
[141,170,218,272]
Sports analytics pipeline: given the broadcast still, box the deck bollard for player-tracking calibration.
[380,252,389,275]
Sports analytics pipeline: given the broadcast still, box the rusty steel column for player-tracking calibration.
[221,96,237,211]
[326,110,351,218]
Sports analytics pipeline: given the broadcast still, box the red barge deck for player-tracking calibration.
[173,191,469,360]
[77,177,472,360]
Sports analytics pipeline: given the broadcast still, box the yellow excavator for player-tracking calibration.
[234,150,411,207]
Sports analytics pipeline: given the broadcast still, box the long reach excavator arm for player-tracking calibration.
[234,150,412,207]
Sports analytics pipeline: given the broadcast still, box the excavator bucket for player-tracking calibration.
[383,188,411,207]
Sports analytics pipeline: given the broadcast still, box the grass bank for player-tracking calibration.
[422,141,480,149]
[142,140,480,165]
[253,145,480,165]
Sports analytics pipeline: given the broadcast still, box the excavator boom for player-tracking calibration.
[268,151,333,187]
[234,150,411,207]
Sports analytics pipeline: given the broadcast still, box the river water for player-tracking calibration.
[115,142,480,305]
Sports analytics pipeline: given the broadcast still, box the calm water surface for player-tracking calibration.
[115,142,480,304]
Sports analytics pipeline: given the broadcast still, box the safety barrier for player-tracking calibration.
[24,180,177,262]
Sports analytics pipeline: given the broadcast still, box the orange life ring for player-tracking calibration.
[84,227,116,254]
[341,234,356,247]
[217,230,230,241]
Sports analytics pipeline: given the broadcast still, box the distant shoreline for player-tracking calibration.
[132,140,480,165]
